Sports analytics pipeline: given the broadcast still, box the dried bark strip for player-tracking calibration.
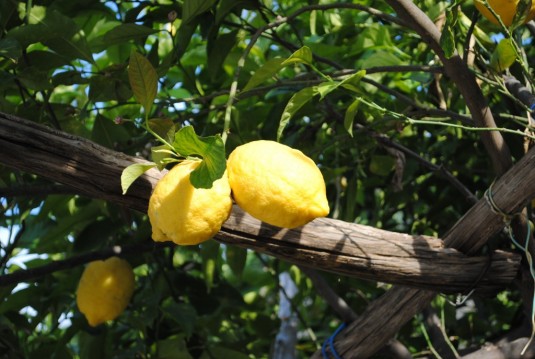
[0,112,521,293]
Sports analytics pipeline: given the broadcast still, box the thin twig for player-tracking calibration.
[0,241,173,287]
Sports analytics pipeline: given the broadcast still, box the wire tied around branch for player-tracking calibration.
[485,181,535,355]
[321,322,347,359]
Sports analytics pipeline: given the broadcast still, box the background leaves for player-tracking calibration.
[1,0,535,358]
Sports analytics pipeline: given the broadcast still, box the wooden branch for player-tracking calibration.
[0,112,522,292]
[309,1,526,356]
[218,212,519,293]
[385,0,512,175]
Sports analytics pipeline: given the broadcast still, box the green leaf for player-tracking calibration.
[91,114,131,149]
[0,38,21,62]
[151,145,177,170]
[242,57,286,92]
[103,23,158,46]
[439,7,457,58]
[316,70,366,100]
[512,0,532,29]
[226,246,247,279]
[205,346,250,359]
[344,98,361,137]
[128,50,158,115]
[162,302,198,337]
[172,126,226,189]
[316,81,340,100]
[52,70,88,86]
[201,241,220,292]
[157,336,193,359]
[207,30,238,80]
[369,155,395,176]
[28,8,94,63]
[183,0,217,24]
[148,118,175,143]
[340,70,366,93]
[215,0,255,24]
[79,329,110,359]
[490,38,516,72]
[281,46,313,66]
[121,162,157,195]
[278,86,318,141]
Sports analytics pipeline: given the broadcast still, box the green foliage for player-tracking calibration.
[1,0,535,357]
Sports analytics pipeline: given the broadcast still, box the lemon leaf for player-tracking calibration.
[440,11,456,59]
[128,50,158,115]
[281,46,313,66]
[512,0,532,29]
[242,57,285,92]
[490,38,516,72]
[278,86,318,141]
[226,246,247,279]
[200,241,220,292]
[339,70,366,93]
[121,162,157,194]
[148,118,175,143]
[151,145,177,170]
[172,126,226,189]
[344,98,361,137]
[369,155,395,176]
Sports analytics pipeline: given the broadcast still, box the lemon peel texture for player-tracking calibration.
[76,257,135,327]
[148,160,232,245]
[474,0,535,27]
[227,140,329,228]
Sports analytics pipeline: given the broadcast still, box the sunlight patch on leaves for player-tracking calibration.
[278,86,318,141]
[121,163,157,194]
[281,46,313,67]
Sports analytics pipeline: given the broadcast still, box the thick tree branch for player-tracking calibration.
[300,267,413,359]
[385,0,512,175]
[0,112,524,293]
[308,1,526,356]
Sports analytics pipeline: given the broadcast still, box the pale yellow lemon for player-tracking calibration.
[76,257,135,327]
[227,140,329,228]
[148,160,232,245]
[475,0,535,27]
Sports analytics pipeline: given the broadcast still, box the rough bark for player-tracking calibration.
[0,112,522,293]
[309,0,525,356]
[310,140,535,358]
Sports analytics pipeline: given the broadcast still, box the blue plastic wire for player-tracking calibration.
[321,322,347,359]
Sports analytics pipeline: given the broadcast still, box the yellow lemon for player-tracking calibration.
[474,0,535,27]
[227,140,329,228]
[148,160,232,245]
[76,257,135,327]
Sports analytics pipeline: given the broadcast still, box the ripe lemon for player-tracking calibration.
[148,160,232,245]
[474,0,535,27]
[76,257,135,327]
[227,140,329,228]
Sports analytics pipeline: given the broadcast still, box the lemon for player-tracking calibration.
[474,0,535,27]
[76,257,135,327]
[227,140,329,228]
[148,160,232,245]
